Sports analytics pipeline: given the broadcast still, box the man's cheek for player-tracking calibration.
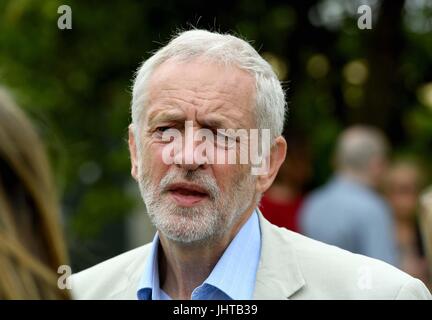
[154,145,171,166]
[142,145,171,181]
[210,166,229,192]
[143,141,162,162]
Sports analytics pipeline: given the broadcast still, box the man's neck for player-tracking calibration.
[158,207,255,299]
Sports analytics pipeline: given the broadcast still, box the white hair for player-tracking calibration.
[131,29,287,142]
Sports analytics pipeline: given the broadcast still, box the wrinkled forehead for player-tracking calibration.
[142,57,256,127]
[150,56,255,88]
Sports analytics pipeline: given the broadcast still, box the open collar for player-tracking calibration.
[113,209,305,300]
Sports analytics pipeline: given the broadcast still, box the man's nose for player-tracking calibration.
[174,129,208,171]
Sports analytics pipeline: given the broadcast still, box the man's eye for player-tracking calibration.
[152,126,174,140]
[156,126,172,133]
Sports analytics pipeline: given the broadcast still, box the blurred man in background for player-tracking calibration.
[300,125,399,266]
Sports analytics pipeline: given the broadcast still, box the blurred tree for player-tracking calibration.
[361,0,405,138]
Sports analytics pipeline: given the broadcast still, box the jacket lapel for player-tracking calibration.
[110,245,152,300]
[253,211,305,299]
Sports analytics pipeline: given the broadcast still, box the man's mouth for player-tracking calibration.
[166,182,210,207]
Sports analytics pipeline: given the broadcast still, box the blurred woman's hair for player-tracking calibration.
[0,88,69,299]
[386,156,428,190]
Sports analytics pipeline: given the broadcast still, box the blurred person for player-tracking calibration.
[71,30,430,299]
[259,132,312,232]
[420,187,432,286]
[0,88,69,299]
[300,126,399,266]
[384,159,430,285]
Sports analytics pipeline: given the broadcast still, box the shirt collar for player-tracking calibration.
[137,232,162,300]
[137,209,261,300]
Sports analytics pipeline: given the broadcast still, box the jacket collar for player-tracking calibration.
[253,210,305,299]
[110,245,151,299]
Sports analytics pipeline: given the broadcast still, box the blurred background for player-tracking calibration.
[0,0,431,277]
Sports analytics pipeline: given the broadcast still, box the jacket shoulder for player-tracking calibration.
[269,224,431,299]
[70,243,152,299]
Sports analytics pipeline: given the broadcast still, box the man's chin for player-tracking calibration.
[156,218,218,244]
[164,204,210,217]
[148,205,221,242]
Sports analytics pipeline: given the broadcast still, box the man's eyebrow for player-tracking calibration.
[147,111,186,126]
[147,111,237,129]
[199,118,224,128]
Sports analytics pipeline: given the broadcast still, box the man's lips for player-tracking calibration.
[166,182,210,207]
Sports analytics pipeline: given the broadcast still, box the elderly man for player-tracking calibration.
[300,126,399,266]
[71,30,431,300]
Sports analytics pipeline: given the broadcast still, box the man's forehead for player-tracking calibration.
[148,57,255,95]
[144,58,256,127]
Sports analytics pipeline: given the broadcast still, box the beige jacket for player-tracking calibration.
[71,213,431,300]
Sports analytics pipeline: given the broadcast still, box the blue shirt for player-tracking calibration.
[137,210,261,300]
[300,175,399,266]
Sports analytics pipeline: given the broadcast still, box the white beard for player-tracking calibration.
[138,167,256,244]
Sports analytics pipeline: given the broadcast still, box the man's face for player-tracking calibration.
[131,57,258,244]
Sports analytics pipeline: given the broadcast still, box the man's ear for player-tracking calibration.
[255,135,287,194]
[128,124,139,181]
